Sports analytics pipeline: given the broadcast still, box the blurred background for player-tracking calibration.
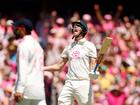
[0,0,140,105]
[0,0,140,22]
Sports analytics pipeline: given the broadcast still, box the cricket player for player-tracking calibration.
[13,18,46,105]
[43,20,97,105]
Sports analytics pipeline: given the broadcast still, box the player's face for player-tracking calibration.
[72,24,82,37]
[14,26,26,39]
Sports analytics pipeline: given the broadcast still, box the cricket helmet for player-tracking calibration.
[72,20,88,36]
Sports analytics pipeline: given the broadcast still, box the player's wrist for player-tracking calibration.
[89,70,100,79]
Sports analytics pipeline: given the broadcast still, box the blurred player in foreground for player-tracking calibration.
[43,20,97,105]
[13,18,46,105]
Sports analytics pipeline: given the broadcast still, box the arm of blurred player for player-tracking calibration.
[43,58,68,72]
[14,45,29,102]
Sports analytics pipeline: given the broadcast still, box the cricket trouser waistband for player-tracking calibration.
[66,77,90,81]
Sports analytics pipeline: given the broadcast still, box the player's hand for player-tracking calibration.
[41,65,48,71]
[14,92,24,102]
[117,5,123,11]
[94,4,100,10]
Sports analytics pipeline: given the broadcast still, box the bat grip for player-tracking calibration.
[93,64,99,73]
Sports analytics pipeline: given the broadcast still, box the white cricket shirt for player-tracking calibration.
[15,35,45,99]
[61,38,97,80]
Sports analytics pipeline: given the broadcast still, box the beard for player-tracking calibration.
[14,29,22,39]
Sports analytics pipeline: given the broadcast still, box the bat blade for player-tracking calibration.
[98,37,112,55]
[93,37,112,72]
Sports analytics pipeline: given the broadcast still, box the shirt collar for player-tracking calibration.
[23,35,32,39]
[76,38,86,45]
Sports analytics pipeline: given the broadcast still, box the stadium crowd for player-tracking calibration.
[0,4,140,105]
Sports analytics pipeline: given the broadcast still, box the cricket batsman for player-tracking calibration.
[43,20,97,105]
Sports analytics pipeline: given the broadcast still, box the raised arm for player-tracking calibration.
[114,5,123,21]
[94,4,105,25]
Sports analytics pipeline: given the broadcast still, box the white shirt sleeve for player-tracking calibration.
[60,46,68,58]
[15,45,29,93]
[88,42,97,58]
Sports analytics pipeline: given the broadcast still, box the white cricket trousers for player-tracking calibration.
[58,80,92,105]
[16,99,47,105]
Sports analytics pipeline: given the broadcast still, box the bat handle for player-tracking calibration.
[93,64,99,73]
[90,64,99,79]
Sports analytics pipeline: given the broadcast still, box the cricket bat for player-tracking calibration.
[93,37,112,75]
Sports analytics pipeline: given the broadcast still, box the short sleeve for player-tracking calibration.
[88,42,97,58]
[60,46,68,58]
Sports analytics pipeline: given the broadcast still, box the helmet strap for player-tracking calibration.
[72,31,84,40]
